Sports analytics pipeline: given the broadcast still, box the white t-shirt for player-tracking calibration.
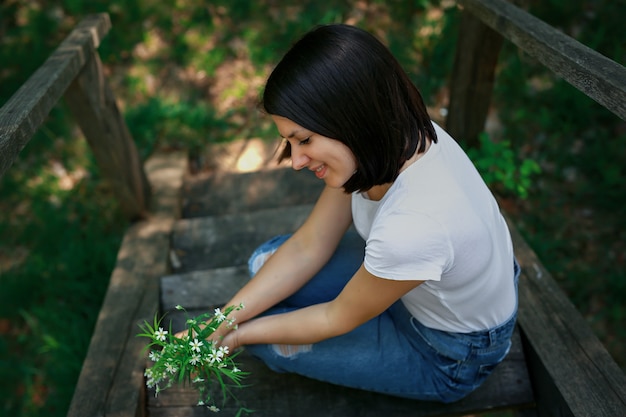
[351,123,516,333]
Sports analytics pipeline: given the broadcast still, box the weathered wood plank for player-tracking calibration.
[507,217,626,416]
[183,168,323,218]
[170,205,313,273]
[161,266,250,312]
[145,327,533,417]
[0,13,111,177]
[64,51,150,219]
[67,151,187,417]
[446,8,504,146]
[458,0,626,120]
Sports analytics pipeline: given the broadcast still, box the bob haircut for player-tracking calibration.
[262,24,437,194]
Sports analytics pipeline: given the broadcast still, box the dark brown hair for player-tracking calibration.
[262,24,437,193]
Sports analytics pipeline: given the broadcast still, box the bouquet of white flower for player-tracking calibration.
[138,303,251,415]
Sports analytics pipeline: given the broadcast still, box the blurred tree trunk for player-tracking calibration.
[446,9,503,148]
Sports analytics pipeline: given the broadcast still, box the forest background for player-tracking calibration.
[0,0,624,416]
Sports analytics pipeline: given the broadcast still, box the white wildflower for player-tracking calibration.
[154,327,168,342]
[192,376,205,383]
[189,338,204,353]
[208,405,220,412]
[165,362,178,375]
[232,366,241,373]
[206,354,216,365]
[214,308,227,323]
[189,354,201,365]
[146,377,157,388]
[148,350,160,362]
[213,346,229,362]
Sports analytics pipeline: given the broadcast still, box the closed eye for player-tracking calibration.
[298,137,311,145]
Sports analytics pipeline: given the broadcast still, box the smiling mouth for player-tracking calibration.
[313,164,326,179]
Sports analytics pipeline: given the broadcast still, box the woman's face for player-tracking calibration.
[272,115,357,189]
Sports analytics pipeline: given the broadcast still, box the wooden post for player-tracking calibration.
[0,13,151,219]
[456,0,626,121]
[64,52,151,220]
[0,14,111,178]
[446,8,504,148]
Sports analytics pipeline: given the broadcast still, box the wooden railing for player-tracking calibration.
[447,0,626,146]
[0,13,149,219]
[0,13,186,417]
[446,0,626,416]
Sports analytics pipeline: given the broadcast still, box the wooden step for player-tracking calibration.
[162,265,247,307]
[169,204,312,273]
[147,333,533,416]
[157,242,535,416]
[182,167,323,218]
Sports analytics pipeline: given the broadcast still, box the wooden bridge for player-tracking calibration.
[1,1,625,416]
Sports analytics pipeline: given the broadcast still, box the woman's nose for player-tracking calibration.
[290,147,310,170]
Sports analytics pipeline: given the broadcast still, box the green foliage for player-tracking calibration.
[406,3,459,101]
[230,1,349,66]
[124,97,233,157]
[138,304,251,414]
[465,133,541,199]
[0,170,125,416]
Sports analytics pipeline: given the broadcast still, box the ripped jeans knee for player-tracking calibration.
[245,342,315,374]
[272,344,313,358]
[248,234,292,276]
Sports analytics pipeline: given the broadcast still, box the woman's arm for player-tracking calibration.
[193,185,353,340]
[222,265,424,350]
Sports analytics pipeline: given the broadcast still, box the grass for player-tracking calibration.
[0,121,126,415]
[0,1,624,416]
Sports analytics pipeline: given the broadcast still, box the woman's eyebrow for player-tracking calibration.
[280,128,306,139]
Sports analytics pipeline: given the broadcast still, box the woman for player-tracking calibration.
[204,24,519,403]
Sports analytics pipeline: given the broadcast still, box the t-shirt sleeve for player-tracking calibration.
[363,210,453,282]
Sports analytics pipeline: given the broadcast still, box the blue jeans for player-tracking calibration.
[245,232,520,403]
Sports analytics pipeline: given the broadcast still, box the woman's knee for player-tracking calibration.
[245,343,313,374]
[248,234,292,276]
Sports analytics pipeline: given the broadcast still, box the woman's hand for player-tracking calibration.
[173,319,231,343]
[220,326,241,351]
[171,320,240,352]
